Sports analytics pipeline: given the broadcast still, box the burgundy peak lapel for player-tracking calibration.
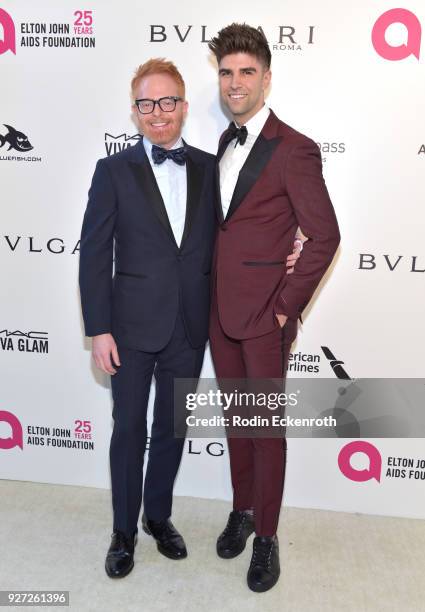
[224,110,282,222]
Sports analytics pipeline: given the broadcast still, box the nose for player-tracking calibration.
[152,102,162,117]
[230,73,242,90]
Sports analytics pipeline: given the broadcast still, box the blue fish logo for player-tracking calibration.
[0,125,33,152]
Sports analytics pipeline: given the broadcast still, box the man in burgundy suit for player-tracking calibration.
[208,24,340,592]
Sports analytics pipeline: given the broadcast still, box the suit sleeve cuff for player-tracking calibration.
[273,295,290,318]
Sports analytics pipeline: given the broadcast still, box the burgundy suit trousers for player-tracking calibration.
[209,287,292,536]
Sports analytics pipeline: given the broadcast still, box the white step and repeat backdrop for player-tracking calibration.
[1,1,424,519]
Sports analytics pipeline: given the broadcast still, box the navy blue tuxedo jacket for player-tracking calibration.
[79,139,217,352]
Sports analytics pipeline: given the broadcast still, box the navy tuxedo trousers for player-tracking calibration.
[110,309,205,537]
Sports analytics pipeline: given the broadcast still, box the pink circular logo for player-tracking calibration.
[0,411,23,450]
[338,441,381,482]
[372,8,422,61]
[0,8,16,56]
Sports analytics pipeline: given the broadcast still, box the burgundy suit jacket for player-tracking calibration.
[212,109,340,342]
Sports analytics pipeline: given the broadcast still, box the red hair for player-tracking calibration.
[131,58,185,98]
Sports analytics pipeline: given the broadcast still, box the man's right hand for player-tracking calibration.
[92,333,121,375]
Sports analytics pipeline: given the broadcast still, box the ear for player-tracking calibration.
[182,99,189,117]
[263,68,271,90]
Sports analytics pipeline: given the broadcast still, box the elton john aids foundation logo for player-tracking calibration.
[0,8,16,55]
[0,410,23,450]
[338,441,382,482]
[372,8,422,60]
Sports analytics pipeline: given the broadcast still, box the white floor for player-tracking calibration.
[1,480,424,612]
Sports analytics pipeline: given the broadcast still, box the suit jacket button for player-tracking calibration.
[220,224,227,231]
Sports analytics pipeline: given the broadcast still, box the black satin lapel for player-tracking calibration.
[180,155,204,248]
[217,137,230,163]
[225,135,282,221]
[215,136,228,224]
[214,159,224,224]
[129,157,177,247]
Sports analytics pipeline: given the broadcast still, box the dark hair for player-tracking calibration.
[208,23,271,69]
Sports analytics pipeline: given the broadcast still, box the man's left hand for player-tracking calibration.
[275,313,288,328]
[286,238,304,275]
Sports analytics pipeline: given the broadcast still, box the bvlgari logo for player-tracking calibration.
[358,254,424,272]
[149,24,316,52]
[104,133,141,156]
[147,437,225,457]
[186,440,225,456]
[2,235,80,254]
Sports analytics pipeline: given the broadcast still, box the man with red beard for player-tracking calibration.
[208,24,340,592]
[79,59,217,577]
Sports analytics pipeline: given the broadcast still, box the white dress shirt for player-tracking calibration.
[143,136,187,247]
[219,105,270,219]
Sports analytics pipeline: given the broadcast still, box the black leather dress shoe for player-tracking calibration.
[247,535,280,592]
[105,530,137,578]
[216,510,255,559]
[142,514,187,560]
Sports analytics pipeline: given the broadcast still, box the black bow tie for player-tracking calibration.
[151,144,187,165]
[222,122,248,148]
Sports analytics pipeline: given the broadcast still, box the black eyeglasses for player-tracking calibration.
[134,96,183,114]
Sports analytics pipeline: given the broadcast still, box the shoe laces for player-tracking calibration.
[251,539,274,569]
[111,530,134,549]
[222,511,248,538]
[149,519,176,541]
[162,521,176,539]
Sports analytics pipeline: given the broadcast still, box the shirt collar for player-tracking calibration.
[234,105,270,137]
[143,135,184,161]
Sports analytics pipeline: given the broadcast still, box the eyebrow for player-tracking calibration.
[219,66,258,74]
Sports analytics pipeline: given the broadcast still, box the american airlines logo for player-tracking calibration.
[288,346,351,377]
[321,346,351,380]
